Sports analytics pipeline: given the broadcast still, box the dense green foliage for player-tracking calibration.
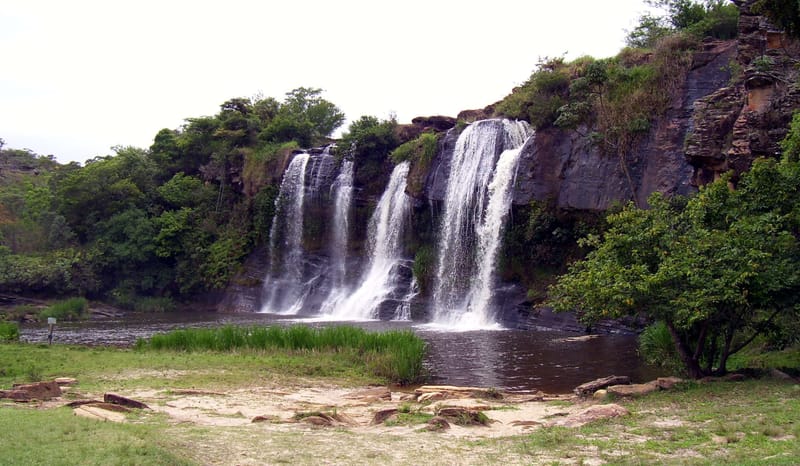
[0,321,19,342]
[781,111,800,163]
[0,88,345,305]
[549,156,800,378]
[337,115,401,195]
[136,325,426,385]
[626,0,739,48]
[754,0,800,38]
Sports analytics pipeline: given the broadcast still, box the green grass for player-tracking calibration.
[508,379,800,464]
[0,406,190,466]
[39,297,88,321]
[0,342,388,391]
[136,325,427,385]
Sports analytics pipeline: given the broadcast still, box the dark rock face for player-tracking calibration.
[686,1,800,183]
[512,40,737,210]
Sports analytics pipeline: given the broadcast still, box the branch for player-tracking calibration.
[729,307,784,356]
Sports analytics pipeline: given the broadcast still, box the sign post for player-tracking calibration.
[47,317,56,345]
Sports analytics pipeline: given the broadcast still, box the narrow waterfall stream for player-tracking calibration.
[431,119,533,329]
[324,161,412,320]
[261,152,310,314]
[329,159,353,291]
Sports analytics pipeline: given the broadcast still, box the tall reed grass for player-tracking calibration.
[136,325,426,385]
[40,297,88,321]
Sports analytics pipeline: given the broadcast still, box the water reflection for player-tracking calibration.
[19,312,657,393]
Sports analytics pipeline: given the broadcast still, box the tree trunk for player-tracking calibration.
[666,320,704,379]
[715,326,735,376]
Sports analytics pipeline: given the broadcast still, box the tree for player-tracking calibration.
[259,87,345,147]
[548,159,800,378]
[626,0,739,48]
[754,0,800,38]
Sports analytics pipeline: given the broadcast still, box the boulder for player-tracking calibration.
[410,115,457,132]
[371,408,398,425]
[104,393,149,410]
[769,369,796,382]
[74,405,127,423]
[573,376,631,397]
[425,416,451,431]
[607,382,659,397]
[545,403,630,428]
[0,381,62,401]
[655,377,685,390]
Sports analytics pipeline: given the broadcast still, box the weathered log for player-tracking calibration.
[573,375,630,396]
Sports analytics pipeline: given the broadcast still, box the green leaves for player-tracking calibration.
[549,157,800,376]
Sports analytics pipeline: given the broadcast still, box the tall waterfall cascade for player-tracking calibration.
[324,161,413,320]
[261,152,311,314]
[329,159,354,291]
[431,119,533,329]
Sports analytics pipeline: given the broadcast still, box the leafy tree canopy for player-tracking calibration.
[626,0,739,48]
[548,154,800,378]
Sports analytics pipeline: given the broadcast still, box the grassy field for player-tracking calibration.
[1,339,799,465]
[504,378,800,465]
[0,406,190,466]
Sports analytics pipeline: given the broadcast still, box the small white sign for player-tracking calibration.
[47,317,56,325]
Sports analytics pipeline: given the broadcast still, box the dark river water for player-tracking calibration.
[19,312,659,394]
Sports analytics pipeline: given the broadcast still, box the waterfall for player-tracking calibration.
[307,147,336,196]
[431,119,532,329]
[328,159,353,291]
[325,161,412,320]
[261,152,311,314]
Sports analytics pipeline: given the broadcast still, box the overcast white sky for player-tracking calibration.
[1,0,657,164]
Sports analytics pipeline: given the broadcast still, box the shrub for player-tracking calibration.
[390,132,438,165]
[411,245,435,295]
[0,321,19,342]
[639,321,685,375]
[40,297,88,321]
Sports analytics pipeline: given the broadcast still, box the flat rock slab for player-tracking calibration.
[345,387,391,401]
[607,382,659,397]
[104,393,149,410]
[546,403,630,428]
[74,405,127,423]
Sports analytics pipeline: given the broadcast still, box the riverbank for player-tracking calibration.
[1,343,799,465]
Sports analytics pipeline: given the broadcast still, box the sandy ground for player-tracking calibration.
[59,381,606,465]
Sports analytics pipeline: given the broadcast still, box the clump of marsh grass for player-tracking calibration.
[136,325,426,385]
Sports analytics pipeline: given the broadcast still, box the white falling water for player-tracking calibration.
[328,159,353,291]
[261,152,310,314]
[307,147,336,195]
[326,161,411,320]
[431,119,532,329]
